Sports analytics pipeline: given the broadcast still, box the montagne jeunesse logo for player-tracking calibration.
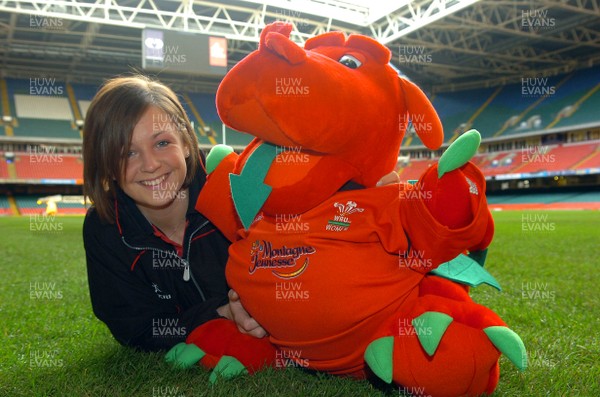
[249,240,316,279]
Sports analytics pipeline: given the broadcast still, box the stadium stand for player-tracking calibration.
[514,141,598,175]
[0,195,11,215]
[184,92,252,148]
[397,158,436,181]
[397,140,600,181]
[574,144,600,169]
[0,153,8,179]
[6,78,80,139]
[1,67,599,215]
[400,66,600,148]
[487,191,600,211]
[13,152,83,182]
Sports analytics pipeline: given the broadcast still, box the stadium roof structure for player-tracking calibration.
[0,0,599,93]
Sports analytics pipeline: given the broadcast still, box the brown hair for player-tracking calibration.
[83,75,200,224]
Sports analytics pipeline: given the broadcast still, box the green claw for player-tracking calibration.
[364,336,394,383]
[209,355,248,384]
[484,326,528,371]
[166,343,206,369]
[438,129,481,178]
[165,342,188,363]
[413,312,454,356]
[206,144,234,174]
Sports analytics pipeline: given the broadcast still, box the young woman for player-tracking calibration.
[82,75,263,351]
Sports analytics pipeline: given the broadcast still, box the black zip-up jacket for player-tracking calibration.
[83,167,230,351]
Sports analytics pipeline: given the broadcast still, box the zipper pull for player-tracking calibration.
[182,260,190,281]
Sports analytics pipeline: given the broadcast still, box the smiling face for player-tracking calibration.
[120,106,190,212]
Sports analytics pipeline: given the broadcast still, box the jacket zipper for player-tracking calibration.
[121,220,210,302]
[183,220,210,301]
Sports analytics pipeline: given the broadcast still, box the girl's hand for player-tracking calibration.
[218,289,268,338]
[376,171,400,187]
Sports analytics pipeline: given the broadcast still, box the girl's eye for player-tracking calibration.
[127,150,136,158]
[157,140,169,148]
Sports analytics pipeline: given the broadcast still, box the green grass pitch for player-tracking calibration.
[0,211,598,396]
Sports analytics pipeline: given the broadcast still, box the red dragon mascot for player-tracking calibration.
[166,22,527,397]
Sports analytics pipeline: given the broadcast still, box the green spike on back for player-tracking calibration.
[484,326,528,371]
[412,312,454,356]
[438,129,481,178]
[209,355,248,384]
[364,336,394,383]
[206,144,234,174]
[431,253,501,290]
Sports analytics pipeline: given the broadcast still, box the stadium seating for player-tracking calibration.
[13,152,83,181]
[6,78,80,139]
[397,158,435,181]
[184,92,252,147]
[486,190,600,210]
[397,141,600,181]
[574,144,600,169]
[515,141,597,174]
[0,195,11,215]
[415,65,600,147]
[0,154,9,179]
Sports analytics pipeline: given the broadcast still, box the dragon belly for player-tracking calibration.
[225,194,423,374]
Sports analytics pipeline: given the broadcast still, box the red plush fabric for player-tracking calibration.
[187,319,277,374]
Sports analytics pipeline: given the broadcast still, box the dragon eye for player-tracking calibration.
[339,55,362,69]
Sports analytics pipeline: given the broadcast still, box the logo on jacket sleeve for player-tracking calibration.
[249,240,315,279]
[326,200,364,232]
